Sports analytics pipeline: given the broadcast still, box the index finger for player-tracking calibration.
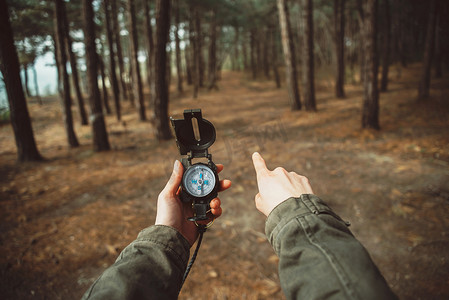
[252,152,269,177]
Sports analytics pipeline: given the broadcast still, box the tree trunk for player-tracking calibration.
[104,0,121,120]
[359,0,380,129]
[111,0,128,101]
[418,0,437,100]
[127,0,146,120]
[31,63,42,105]
[250,29,257,79]
[277,0,301,110]
[208,9,218,90]
[98,52,111,114]
[234,25,240,71]
[270,25,281,88]
[334,0,345,98]
[144,0,156,110]
[82,0,110,151]
[55,0,79,147]
[174,0,183,93]
[302,0,317,111]
[185,44,192,85]
[242,33,249,71]
[189,5,199,98]
[263,28,270,79]
[0,0,42,161]
[23,64,31,97]
[154,0,172,140]
[433,10,442,78]
[63,2,88,125]
[380,0,391,92]
[196,12,204,88]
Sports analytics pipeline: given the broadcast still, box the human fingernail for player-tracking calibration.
[174,160,180,172]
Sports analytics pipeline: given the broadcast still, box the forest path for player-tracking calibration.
[1,65,448,299]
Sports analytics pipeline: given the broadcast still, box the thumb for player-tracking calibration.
[252,152,268,177]
[162,160,183,196]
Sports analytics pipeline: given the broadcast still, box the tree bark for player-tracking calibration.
[82,0,110,151]
[380,0,391,92]
[174,0,183,93]
[359,0,380,129]
[63,2,88,125]
[144,0,156,110]
[31,63,42,105]
[433,8,442,78]
[104,0,121,120]
[250,29,257,79]
[263,28,270,79]
[334,0,345,98]
[234,25,240,71]
[302,0,317,111]
[98,52,111,115]
[127,0,146,120]
[0,0,42,161]
[154,0,172,140]
[189,5,199,98]
[55,0,79,147]
[208,9,218,90]
[277,0,301,110]
[270,25,281,88]
[418,0,437,100]
[23,63,31,97]
[111,0,128,101]
[196,11,204,88]
[185,44,193,85]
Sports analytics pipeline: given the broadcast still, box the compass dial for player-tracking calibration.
[183,164,216,197]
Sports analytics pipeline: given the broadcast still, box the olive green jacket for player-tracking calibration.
[82,195,397,300]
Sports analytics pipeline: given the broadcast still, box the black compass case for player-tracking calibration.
[170,109,219,221]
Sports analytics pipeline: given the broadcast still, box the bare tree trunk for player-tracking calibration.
[242,33,249,71]
[334,0,345,98]
[433,10,442,78]
[0,0,42,161]
[23,64,31,97]
[144,0,155,113]
[127,0,146,120]
[277,0,301,110]
[185,43,192,85]
[380,0,391,92]
[63,2,88,125]
[154,0,172,140]
[270,25,281,88]
[104,0,121,120]
[418,0,437,100]
[196,11,204,88]
[82,0,110,151]
[359,0,380,129]
[263,28,270,79]
[250,29,257,79]
[189,5,199,98]
[302,0,317,111]
[174,0,183,93]
[234,25,240,71]
[111,0,128,101]
[31,63,42,105]
[208,9,218,90]
[98,52,111,114]
[55,0,79,147]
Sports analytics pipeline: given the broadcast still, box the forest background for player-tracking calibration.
[1,0,449,299]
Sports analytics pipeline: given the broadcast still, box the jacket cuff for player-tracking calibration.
[135,225,191,269]
[265,194,342,252]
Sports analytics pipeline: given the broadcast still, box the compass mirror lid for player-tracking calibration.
[170,109,216,156]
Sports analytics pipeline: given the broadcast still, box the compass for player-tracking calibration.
[170,109,219,221]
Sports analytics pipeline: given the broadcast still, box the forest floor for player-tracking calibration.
[1,63,449,299]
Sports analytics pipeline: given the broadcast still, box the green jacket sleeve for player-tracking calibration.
[265,194,397,300]
[82,225,190,300]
